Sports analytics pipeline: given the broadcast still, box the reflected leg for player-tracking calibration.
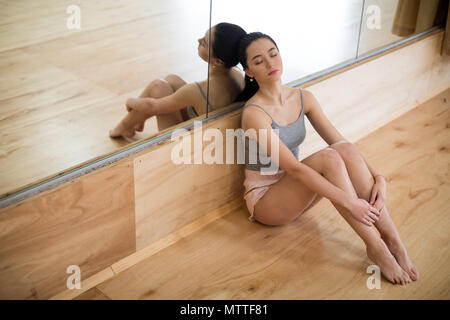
[110,77,184,138]
[109,110,148,138]
[137,77,183,132]
[163,74,190,123]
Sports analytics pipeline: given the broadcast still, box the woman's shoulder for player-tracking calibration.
[194,80,206,88]
[241,107,272,133]
[241,95,271,128]
[177,81,207,109]
[230,67,244,80]
[243,93,264,109]
[209,67,244,87]
[230,68,245,90]
[285,86,300,98]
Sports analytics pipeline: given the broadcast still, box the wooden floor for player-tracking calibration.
[72,88,449,300]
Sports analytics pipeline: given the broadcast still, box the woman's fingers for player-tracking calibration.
[370,206,380,216]
[360,213,374,225]
[368,212,379,221]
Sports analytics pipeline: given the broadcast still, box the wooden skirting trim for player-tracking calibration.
[49,267,115,300]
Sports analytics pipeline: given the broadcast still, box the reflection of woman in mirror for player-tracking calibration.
[109,23,246,138]
[239,32,418,285]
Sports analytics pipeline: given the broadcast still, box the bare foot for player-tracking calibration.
[134,122,145,132]
[384,238,419,281]
[366,239,412,285]
[109,121,136,138]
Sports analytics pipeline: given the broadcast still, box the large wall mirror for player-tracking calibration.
[0,0,447,206]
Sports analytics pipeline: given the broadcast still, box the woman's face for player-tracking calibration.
[197,27,214,62]
[244,38,283,84]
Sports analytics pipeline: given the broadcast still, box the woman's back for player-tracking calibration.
[193,67,244,115]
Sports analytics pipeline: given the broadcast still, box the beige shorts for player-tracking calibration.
[243,168,287,222]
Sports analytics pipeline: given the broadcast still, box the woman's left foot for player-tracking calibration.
[384,238,419,281]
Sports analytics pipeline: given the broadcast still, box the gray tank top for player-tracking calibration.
[243,88,306,171]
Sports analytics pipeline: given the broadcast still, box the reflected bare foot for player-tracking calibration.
[134,122,145,132]
[366,239,412,285]
[384,237,419,281]
[109,121,136,138]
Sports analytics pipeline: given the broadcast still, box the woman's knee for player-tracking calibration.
[147,79,173,97]
[321,148,346,172]
[149,78,170,89]
[333,144,372,181]
[333,142,363,162]
[164,74,186,91]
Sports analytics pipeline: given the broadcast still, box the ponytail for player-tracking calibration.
[212,23,247,69]
[235,74,259,102]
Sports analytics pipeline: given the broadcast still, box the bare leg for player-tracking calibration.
[163,74,190,122]
[254,147,412,284]
[109,75,187,138]
[329,141,419,281]
[109,109,149,138]
[311,148,412,285]
[137,74,187,131]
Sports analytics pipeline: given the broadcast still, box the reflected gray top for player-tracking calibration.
[186,82,214,119]
[243,88,306,171]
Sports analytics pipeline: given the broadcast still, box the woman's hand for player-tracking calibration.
[348,198,380,226]
[126,97,153,115]
[369,176,386,212]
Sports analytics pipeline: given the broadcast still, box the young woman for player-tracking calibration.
[239,32,418,285]
[109,23,246,138]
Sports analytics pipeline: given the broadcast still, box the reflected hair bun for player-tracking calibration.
[212,22,247,68]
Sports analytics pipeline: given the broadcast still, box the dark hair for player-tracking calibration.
[234,32,279,102]
[212,23,247,69]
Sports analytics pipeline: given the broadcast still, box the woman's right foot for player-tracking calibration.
[366,239,412,285]
[134,122,145,132]
[109,121,136,138]
[383,237,419,281]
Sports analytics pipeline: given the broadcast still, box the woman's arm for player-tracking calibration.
[304,89,385,182]
[302,89,347,145]
[362,156,385,182]
[126,83,200,116]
